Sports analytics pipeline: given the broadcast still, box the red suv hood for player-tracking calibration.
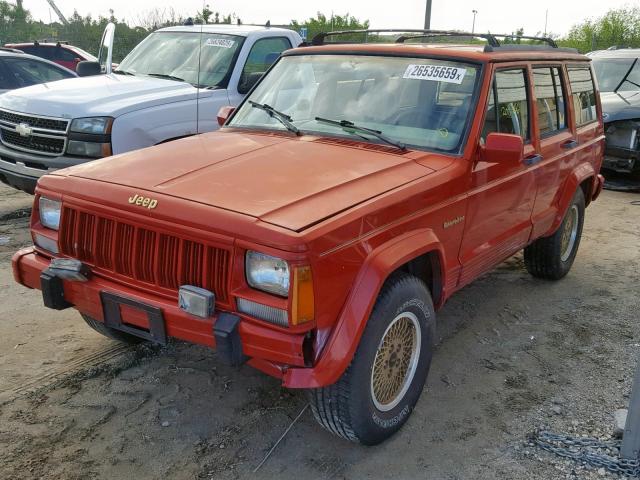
[57,131,434,231]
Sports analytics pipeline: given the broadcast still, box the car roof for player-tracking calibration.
[0,50,77,74]
[284,43,589,63]
[156,25,296,37]
[588,49,640,59]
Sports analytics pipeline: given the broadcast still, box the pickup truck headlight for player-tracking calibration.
[70,117,113,134]
[39,197,61,230]
[245,251,290,297]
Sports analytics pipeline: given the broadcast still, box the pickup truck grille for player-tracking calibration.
[59,206,230,301]
[0,109,68,156]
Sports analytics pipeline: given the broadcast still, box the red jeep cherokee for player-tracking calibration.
[12,30,605,445]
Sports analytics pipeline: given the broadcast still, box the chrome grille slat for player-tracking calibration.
[59,206,229,301]
[0,109,68,156]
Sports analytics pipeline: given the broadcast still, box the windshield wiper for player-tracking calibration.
[147,73,185,82]
[314,116,406,151]
[114,69,135,76]
[249,101,301,135]
[614,58,639,93]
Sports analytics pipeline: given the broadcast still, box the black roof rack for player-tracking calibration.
[311,29,569,52]
[311,29,501,46]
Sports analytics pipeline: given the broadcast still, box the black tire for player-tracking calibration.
[308,273,436,445]
[524,187,585,280]
[81,314,144,344]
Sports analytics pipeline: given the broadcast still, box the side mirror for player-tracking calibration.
[76,61,101,77]
[483,132,524,165]
[238,72,264,95]
[217,106,235,126]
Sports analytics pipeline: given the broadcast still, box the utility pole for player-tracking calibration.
[472,9,478,34]
[544,9,548,37]
[424,0,432,30]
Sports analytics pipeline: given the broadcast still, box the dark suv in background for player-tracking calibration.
[4,41,97,72]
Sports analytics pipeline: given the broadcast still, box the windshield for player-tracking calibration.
[592,57,640,92]
[229,54,479,153]
[117,32,243,88]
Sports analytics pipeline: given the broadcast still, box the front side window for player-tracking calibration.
[482,68,530,141]
[533,66,567,136]
[117,32,244,88]
[567,65,597,126]
[229,54,480,153]
[4,58,72,87]
[239,37,291,93]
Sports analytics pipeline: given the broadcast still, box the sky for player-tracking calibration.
[20,0,639,37]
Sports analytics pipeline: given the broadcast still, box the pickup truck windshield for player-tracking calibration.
[117,32,243,88]
[592,58,640,92]
[229,54,479,153]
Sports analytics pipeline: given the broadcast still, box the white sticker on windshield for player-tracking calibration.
[403,64,466,84]
[205,38,235,48]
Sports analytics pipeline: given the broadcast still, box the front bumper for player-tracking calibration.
[12,247,310,384]
[602,146,640,174]
[0,143,92,193]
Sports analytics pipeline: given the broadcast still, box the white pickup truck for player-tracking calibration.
[0,24,302,193]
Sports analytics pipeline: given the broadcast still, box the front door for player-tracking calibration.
[458,66,538,287]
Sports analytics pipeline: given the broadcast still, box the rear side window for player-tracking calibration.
[532,66,567,136]
[53,47,77,62]
[4,58,72,87]
[482,68,530,141]
[567,65,597,126]
[0,60,15,89]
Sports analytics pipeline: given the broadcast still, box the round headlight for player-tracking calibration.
[245,251,290,297]
[39,197,61,230]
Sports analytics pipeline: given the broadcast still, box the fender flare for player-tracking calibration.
[546,162,595,236]
[283,228,446,388]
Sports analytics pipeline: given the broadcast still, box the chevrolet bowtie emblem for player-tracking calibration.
[15,123,32,137]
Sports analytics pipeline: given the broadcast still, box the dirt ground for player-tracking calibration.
[0,182,639,480]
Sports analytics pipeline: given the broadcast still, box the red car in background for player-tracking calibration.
[4,41,97,71]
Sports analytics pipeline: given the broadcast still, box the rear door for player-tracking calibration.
[459,65,538,286]
[566,64,603,176]
[529,64,577,238]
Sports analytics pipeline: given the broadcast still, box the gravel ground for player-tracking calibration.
[0,182,639,480]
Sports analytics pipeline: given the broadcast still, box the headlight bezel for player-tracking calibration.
[39,196,62,230]
[69,116,114,135]
[245,250,291,297]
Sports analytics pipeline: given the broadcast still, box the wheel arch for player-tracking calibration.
[284,228,446,388]
[547,163,596,236]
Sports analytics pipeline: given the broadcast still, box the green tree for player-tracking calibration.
[559,6,640,52]
[290,12,370,41]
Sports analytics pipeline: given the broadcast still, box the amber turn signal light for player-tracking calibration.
[291,266,314,326]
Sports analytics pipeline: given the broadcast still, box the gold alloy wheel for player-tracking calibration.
[370,312,421,412]
[560,205,579,262]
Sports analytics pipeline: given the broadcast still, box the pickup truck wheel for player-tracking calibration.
[308,274,435,445]
[81,314,144,344]
[524,188,585,280]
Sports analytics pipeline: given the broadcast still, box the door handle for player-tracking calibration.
[562,139,578,149]
[524,154,543,166]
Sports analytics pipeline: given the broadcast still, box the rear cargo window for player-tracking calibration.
[482,68,530,141]
[567,66,597,127]
[533,66,567,136]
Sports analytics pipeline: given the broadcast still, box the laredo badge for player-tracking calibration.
[128,194,158,209]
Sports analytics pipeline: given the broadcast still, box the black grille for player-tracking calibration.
[0,110,68,132]
[1,128,65,155]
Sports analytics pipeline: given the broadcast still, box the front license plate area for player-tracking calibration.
[100,291,167,345]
